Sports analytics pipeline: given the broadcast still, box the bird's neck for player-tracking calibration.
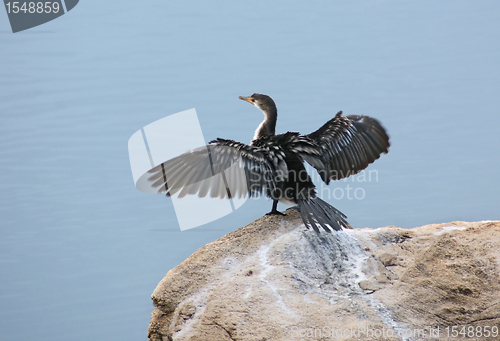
[252,108,277,142]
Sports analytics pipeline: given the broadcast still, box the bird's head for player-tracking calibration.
[239,93,277,116]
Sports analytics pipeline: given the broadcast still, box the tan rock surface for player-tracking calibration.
[148,210,500,341]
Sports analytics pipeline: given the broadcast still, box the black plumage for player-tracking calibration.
[148,93,389,232]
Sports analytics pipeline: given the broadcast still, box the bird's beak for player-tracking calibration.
[238,96,254,105]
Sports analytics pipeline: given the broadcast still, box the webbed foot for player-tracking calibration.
[266,210,286,216]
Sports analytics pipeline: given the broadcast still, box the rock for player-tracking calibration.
[148,211,500,341]
[379,252,398,266]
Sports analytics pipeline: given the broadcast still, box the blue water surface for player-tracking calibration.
[1,1,499,340]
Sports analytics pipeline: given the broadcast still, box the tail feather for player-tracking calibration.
[298,197,351,232]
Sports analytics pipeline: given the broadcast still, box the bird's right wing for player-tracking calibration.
[293,111,390,183]
[147,138,287,199]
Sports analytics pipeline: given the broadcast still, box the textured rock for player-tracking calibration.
[148,210,500,341]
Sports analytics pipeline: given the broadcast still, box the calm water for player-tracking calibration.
[1,1,499,340]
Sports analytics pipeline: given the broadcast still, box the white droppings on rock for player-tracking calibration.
[434,225,466,235]
[257,244,297,317]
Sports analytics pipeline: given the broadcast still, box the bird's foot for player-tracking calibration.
[266,210,286,216]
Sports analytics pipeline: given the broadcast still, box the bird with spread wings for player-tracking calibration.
[148,94,389,232]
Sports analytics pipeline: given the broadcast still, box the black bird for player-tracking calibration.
[147,94,389,232]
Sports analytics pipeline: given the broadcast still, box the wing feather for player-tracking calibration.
[295,111,389,183]
[147,138,283,199]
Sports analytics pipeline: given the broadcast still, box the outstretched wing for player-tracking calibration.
[294,111,390,183]
[147,138,287,199]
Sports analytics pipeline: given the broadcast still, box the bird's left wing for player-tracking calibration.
[147,138,285,199]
